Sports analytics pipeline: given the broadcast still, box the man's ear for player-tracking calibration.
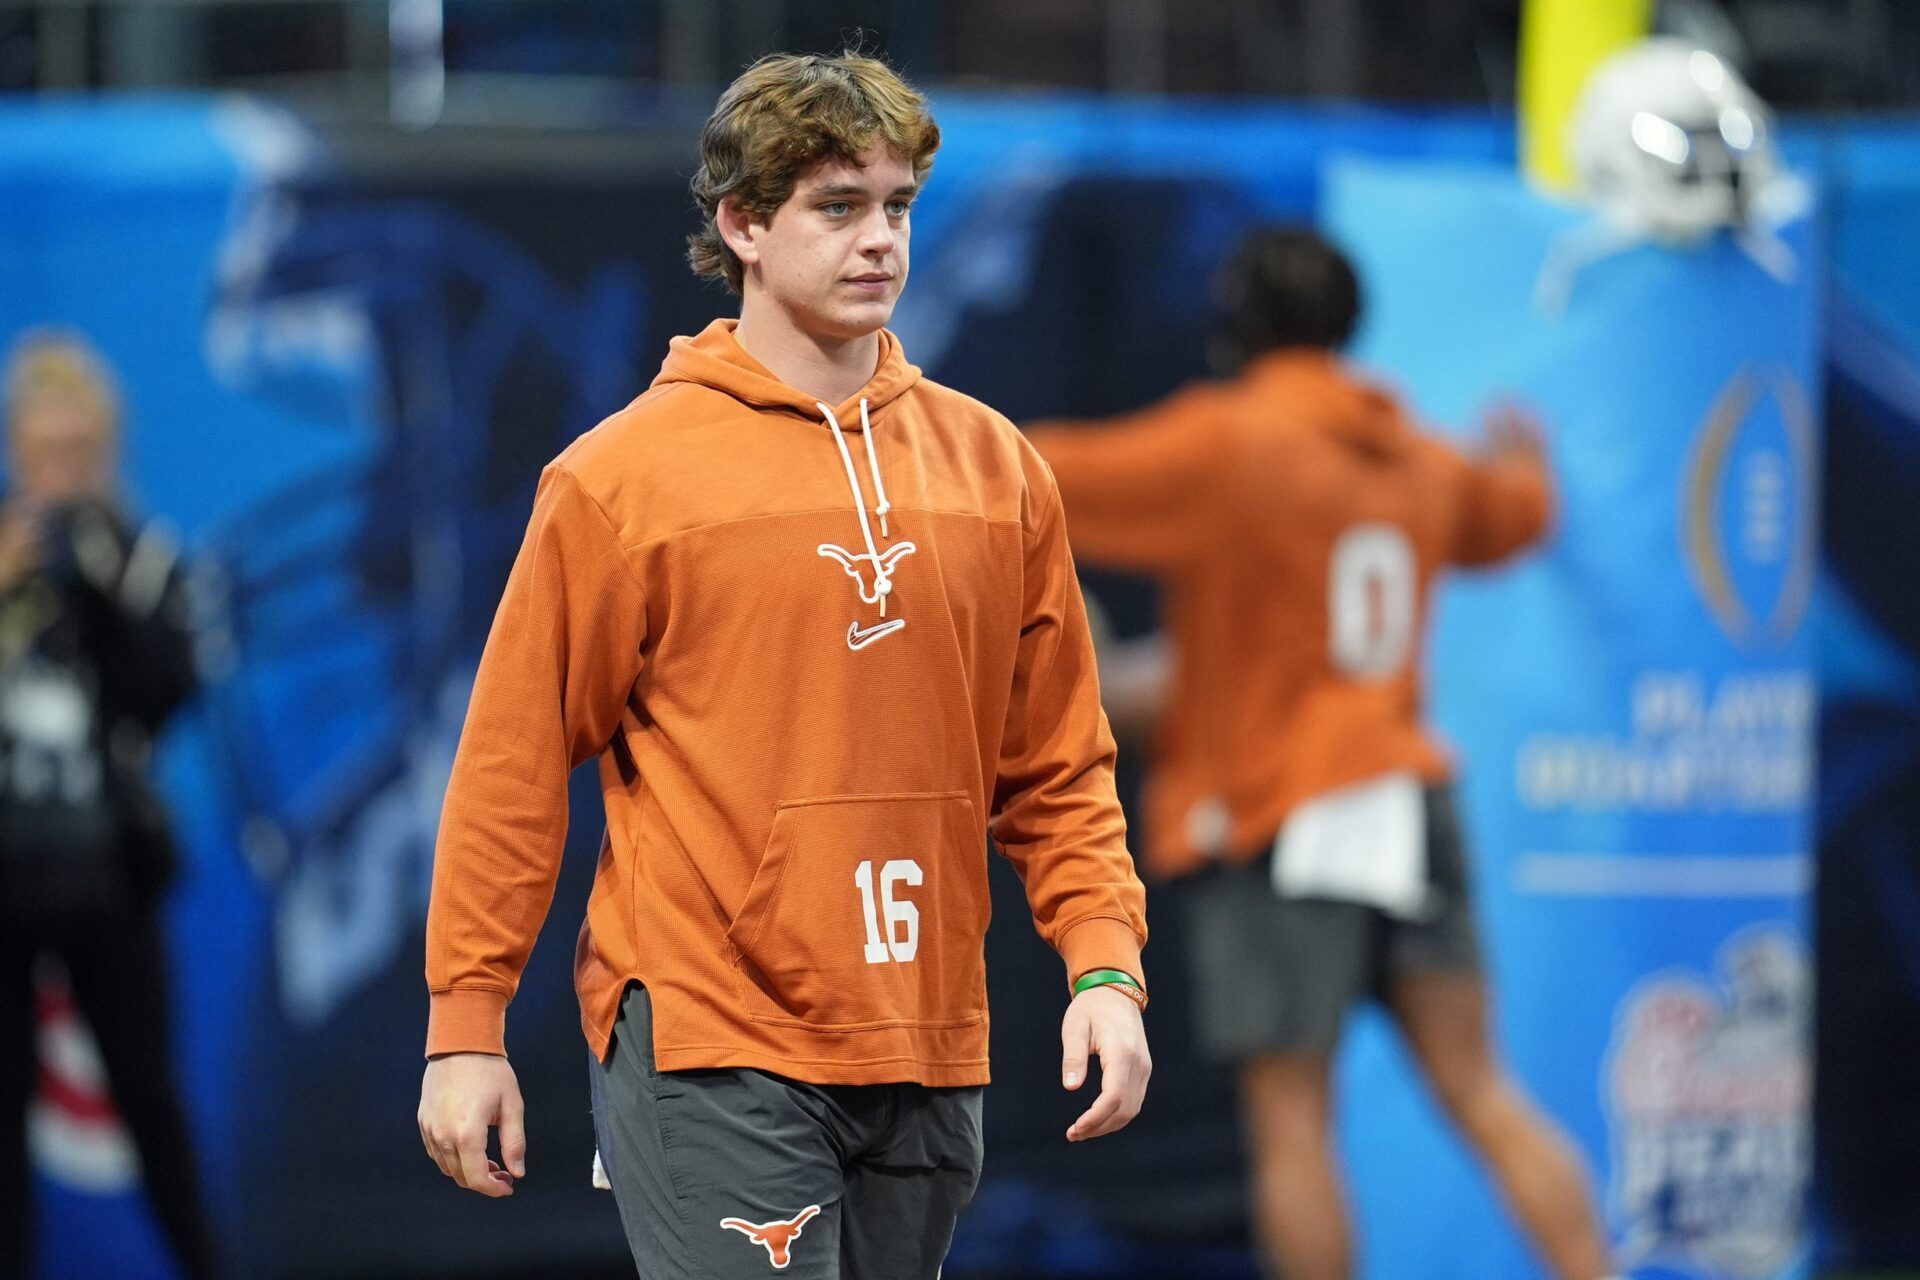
[716,197,761,271]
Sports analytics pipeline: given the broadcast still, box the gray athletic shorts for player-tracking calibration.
[589,984,984,1279]
[1180,784,1483,1061]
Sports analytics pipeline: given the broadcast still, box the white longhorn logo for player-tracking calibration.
[816,541,917,608]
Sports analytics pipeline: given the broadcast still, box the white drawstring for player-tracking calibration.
[817,398,895,617]
[858,399,891,538]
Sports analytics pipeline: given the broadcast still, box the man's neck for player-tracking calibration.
[733,301,881,408]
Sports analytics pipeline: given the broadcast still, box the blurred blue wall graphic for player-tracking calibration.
[0,93,1913,1279]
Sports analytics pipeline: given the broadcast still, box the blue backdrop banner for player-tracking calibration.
[1324,161,1818,1280]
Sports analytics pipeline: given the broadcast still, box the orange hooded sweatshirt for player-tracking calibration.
[1028,350,1552,882]
[425,320,1146,1086]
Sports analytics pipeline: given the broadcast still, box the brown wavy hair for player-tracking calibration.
[688,51,941,294]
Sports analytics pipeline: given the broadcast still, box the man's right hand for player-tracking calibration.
[1479,400,1548,460]
[418,1052,526,1197]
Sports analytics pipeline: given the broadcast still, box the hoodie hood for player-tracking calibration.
[1247,348,1410,459]
[653,319,923,431]
[654,319,923,624]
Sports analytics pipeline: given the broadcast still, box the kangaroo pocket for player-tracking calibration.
[727,791,988,1031]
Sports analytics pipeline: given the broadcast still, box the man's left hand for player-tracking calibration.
[1060,984,1150,1142]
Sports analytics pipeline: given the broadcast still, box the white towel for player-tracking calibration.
[1273,771,1428,918]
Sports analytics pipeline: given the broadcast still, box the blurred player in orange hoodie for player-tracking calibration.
[1029,229,1616,1280]
[413,50,1150,1280]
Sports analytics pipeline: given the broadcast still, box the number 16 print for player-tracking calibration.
[854,859,923,963]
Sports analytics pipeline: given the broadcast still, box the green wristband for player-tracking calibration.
[1073,968,1143,996]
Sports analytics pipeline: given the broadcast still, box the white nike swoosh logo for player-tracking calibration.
[846,619,906,650]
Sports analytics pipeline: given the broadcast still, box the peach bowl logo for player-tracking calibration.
[1680,367,1817,650]
[28,973,140,1194]
[1604,929,1809,1278]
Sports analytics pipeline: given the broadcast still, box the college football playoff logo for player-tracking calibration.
[1680,367,1817,648]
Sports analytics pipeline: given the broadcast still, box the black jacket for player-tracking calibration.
[0,498,197,917]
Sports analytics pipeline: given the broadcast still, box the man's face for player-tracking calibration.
[6,396,116,506]
[739,145,916,341]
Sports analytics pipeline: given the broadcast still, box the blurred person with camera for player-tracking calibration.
[1026,229,1618,1280]
[0,333,213,1280]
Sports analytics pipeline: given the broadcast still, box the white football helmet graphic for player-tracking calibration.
[1573,38,1777,244]
[1538,38,1809,313]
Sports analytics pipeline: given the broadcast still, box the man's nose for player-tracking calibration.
[856,207,896,255]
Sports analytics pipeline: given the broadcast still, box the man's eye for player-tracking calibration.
[821,202,852,217]
[887,201,912,217]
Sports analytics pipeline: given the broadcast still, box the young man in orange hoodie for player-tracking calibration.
[414,51,1150,1279]
[1028,229,1617,1280]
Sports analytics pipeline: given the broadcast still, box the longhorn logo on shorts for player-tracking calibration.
[719,1204,822,1269]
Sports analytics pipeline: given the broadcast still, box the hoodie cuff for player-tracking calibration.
[426,988,510,1059]
[1057,917,1146,997]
